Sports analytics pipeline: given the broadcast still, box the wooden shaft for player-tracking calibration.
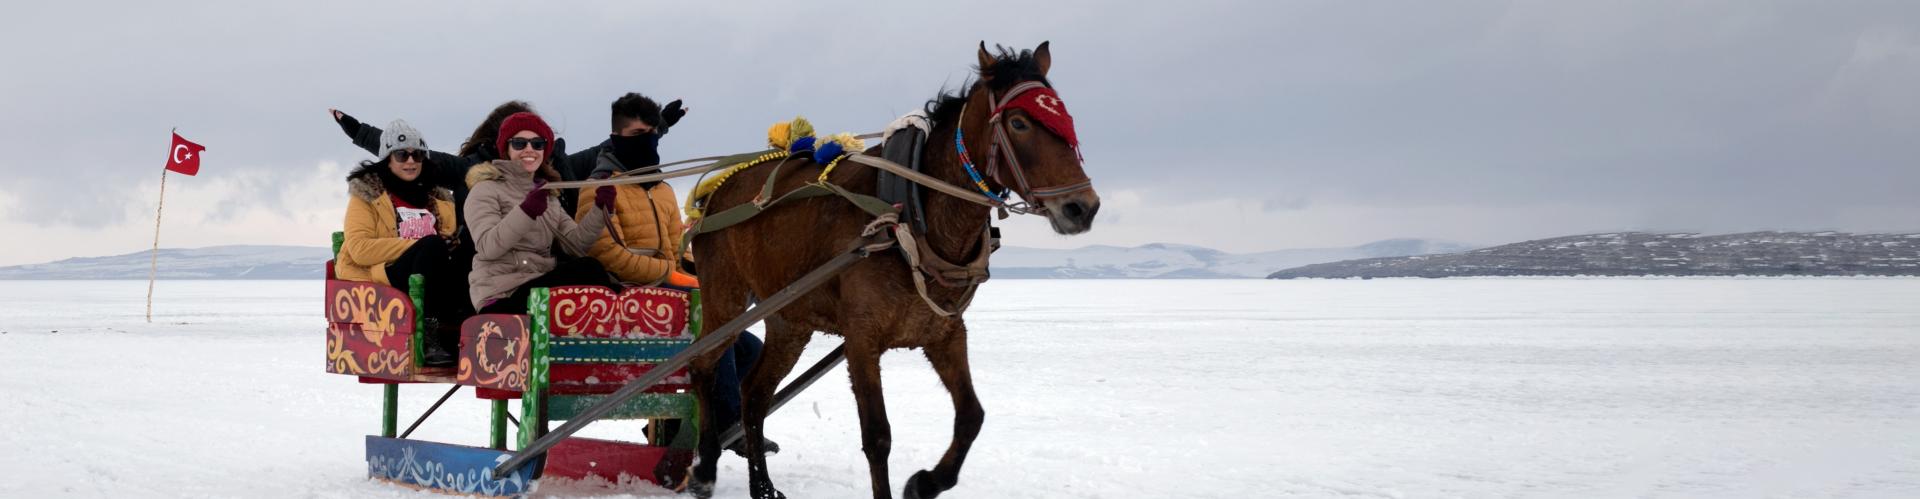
[719,344,846,450]
[493,245,871,478]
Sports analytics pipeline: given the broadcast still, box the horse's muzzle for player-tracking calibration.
[1043,191,1101,235]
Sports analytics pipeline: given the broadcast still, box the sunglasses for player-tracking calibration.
[508,138,548,151]
[389,150,428,163]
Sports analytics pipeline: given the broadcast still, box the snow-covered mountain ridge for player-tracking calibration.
[1269,232,1920,278]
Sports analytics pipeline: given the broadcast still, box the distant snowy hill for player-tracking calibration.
[0,245,330,280]
[0,239,1474,280]
[1268,232,1920,278]
[991,239,1474,279]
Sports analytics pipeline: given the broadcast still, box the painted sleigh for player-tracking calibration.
[323,232,702,496]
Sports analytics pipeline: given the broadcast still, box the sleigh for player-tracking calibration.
[324,232,702,496]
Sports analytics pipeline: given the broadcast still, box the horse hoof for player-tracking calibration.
[904,470,941,499]
[751,481,787,499]
[688,480,715,499]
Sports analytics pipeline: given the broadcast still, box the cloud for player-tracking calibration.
[0,0,1917,265]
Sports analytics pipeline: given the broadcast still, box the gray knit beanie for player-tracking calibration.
[377,119,428,158]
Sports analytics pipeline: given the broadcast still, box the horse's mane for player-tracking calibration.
[924,45,1051,131]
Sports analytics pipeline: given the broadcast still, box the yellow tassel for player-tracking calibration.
[825,132,865,152]
[766,122,792,149]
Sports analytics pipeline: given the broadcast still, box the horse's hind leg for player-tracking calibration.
[845,340,895,499]
[742,316,813,499]
[904,326,983,499]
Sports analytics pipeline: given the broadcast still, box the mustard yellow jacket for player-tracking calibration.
[577,178,684,285]
[333,175,456,285]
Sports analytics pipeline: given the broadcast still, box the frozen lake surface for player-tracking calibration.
[2,278,1916,498]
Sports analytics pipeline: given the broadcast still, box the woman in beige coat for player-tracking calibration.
[464,111,619,314]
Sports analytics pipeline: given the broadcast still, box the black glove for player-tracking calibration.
[335,111,361,139]
[661,99,686,132]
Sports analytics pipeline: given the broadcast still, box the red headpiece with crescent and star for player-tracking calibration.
[991,86,1078,147]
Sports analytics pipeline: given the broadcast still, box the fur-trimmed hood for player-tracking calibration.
[464,160,510,189]
[347,173,451,203]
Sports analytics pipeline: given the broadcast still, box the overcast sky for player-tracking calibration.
[0,1,1915,265]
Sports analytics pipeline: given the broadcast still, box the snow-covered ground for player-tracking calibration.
[3,278,1917,498]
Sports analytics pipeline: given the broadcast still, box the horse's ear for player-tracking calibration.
[977,41,996,76]
[1035,41,1052,76]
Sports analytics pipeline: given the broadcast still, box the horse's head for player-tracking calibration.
[961,41,1100,235]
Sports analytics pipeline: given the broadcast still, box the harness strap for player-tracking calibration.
[842,155,1002,209]
[755,155,801,207]
[892,226,980,317]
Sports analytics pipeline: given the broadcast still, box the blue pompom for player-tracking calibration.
[789,136,817,153]
[813,141,845,164]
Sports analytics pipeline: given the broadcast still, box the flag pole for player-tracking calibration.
[147,128,173,323]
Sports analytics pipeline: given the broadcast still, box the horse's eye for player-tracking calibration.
[1009,118,1031,132]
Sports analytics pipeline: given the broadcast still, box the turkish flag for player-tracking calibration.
[165,132,205,176]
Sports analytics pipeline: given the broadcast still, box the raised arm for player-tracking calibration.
[333,108,475,188]
[331,109,385,157]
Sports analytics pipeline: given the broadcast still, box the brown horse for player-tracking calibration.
[687,42,1100,499]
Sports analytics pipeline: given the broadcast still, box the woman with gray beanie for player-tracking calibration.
[335,119,472,366]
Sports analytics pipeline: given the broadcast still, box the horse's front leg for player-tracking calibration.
[742,317,814,499]
[904,324,983,499]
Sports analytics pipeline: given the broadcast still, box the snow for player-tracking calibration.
[4,278,1919,498]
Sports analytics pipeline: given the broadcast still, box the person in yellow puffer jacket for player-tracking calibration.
[575,94,780,458]
[575,93,697,288]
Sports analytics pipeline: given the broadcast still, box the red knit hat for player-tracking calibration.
[496,112,555,159]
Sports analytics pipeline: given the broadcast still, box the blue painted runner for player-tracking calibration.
[366,436,539,496]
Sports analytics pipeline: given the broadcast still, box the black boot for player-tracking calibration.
[420,318,456,367]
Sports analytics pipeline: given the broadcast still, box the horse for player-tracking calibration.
[688,41,1101,499]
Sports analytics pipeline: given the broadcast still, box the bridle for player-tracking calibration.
[954,80,1094,216]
